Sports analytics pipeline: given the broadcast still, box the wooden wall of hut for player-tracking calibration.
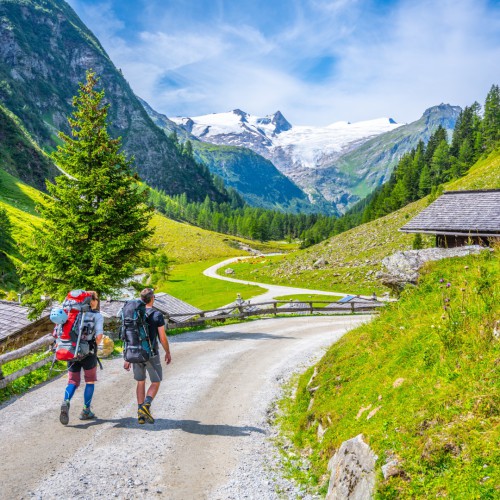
[0,317,54,355]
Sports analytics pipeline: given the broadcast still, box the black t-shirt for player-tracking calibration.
[145,308,165,351]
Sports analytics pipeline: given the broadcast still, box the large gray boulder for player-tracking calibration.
[377,245,487,290]
[326,434,377,500]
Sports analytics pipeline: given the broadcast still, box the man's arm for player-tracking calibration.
[158,326,171,364]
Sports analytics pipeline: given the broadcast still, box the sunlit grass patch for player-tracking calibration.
[275,248,500,498]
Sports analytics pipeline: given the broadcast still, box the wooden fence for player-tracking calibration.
[164,299,383,330]
[0,334,54,390]
[0,299,383,389]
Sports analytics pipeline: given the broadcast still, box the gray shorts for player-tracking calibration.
[133,355,163,383]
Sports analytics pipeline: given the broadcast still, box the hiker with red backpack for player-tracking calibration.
[121,288,171,424]
[50,290,104,425]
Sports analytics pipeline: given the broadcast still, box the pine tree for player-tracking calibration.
[430,140,450,184]
[482,84,500,150]
[20,71,153,317]
[418,164,432,197]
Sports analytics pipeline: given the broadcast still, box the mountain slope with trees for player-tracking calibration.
[139,98,333,214]
[306,104,461,210]
[338,86,499,232]
[220,146,500,296]
[0,0,225,202]
[0,103,58,191]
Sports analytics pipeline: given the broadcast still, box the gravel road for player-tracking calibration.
[0,315,370,500]
[203,257,377,303]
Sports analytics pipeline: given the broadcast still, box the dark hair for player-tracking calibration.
[140,288,154,304]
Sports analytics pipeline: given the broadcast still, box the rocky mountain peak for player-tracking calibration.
[232,109,249,122]
[422,103,462,119]
[270,110,292,133]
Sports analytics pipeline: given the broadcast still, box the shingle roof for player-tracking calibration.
[0,300,50,342]
[152,293,201,323]
[400,190,500,236]
[99,299,126,319]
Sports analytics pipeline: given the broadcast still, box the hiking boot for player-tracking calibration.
[137,412,146,425]
[138,403,154,424]
[79,407,96,420]
[60,400,70,425]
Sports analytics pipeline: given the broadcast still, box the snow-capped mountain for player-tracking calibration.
[172,105,460,212]
[171,109,401,176]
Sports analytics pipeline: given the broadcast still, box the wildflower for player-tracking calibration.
[439,279,444,283]
[446,283,451,288]
[441,314,446,320]
[464,266,469,270]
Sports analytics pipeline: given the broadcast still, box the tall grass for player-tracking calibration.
[277,247,499,498]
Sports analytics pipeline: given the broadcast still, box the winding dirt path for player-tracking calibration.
[0,315,370,499]
[203,256,350,303]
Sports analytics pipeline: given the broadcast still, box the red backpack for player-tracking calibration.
[54,290,94,361]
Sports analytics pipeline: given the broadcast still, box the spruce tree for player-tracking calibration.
[483,84,500,150]
[20,71,153,317]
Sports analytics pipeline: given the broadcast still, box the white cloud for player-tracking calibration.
[68,0,500,125]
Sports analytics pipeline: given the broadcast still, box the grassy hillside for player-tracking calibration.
[0,104,58,191]
[149,213,289,265]
[277,247,499,498]
[0,169,285,303]
[220,149,500,296]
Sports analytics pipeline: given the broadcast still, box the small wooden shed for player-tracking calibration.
[399,189,500,248]
[0,300,53,353]
[152,293,202,324]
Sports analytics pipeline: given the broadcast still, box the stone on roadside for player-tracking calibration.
[326,434,377,500]
[97,335,114,358]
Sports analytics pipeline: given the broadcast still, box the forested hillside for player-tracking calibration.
[338,85,500,231]
[0,104,58,190]
[220,146,500,296]
[294,85,500,247]
[140,98,328,214]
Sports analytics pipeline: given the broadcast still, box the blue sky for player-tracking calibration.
[67,0,500,125]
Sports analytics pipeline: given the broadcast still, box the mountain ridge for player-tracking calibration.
[171,105,459,212]
[140,98,338,214]
[0,0,225,202]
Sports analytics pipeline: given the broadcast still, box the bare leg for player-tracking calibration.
[136,380,146,405]
[146,382,160,400]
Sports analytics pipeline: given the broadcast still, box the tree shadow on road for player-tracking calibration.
[69,417,265,436]
[171,331,294,343]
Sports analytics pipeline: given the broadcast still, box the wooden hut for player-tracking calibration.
[152,292,202,325]
[399,190,500,248]
[0,300,52,353]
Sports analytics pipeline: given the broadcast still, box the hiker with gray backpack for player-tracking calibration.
[50,290,104,425]
[121,288,171,424]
